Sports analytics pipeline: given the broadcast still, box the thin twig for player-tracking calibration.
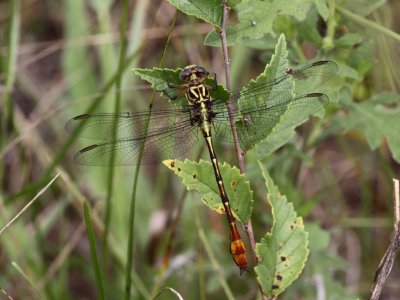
[370,178,400,300]
[219,1,244,172]
[219,1,266,299]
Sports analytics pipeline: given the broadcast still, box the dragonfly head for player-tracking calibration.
[180,64,209,83]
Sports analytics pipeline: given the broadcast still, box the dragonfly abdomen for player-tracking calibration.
[180,64,248,274]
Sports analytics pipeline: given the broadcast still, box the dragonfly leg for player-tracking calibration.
[162,88,177,100]
[162,74,189,100]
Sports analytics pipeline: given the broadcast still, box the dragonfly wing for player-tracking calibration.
[65,106,191,140]
[73,123,199,166]
[211,61,337,148]
[212,60,337,108]
[213,93,329,148]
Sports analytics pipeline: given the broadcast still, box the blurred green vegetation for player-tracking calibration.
[1,0,400,299]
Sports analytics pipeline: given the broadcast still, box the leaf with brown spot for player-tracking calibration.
[255,162,309,297]
[163,159,253,223]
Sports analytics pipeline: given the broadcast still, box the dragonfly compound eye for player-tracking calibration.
[196,66,207,74]
[179,67,192,81]
[196,66,209,79]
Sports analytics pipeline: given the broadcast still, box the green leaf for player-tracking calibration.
[255,162,309,297]
[227,0,244,7]
[312,0,329,20]
[337,63,359,80]
[133,67,229,105]
[232,0,307,41]
[255,126,296,159]
[235,34,296,150]
[304,222,329,251]
[166,0,222,27]
[341,92,400,163]
[292,10,323,45]
[348,39,375,77]
[133,67,181,94]
[83,201,105,300]
[205,0,327,46]
[163,159,253,223]
[204,26,242,47]
[335,33,363,49]
[235,34,335,151]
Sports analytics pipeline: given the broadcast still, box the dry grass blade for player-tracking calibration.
[0,173,60,236]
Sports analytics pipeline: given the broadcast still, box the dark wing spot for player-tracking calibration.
[177,168,181,172]
[170,161,175,167]
[193,174,197,179]
[280,256,286,262]
[276,275,283,281]
[272,285,279,290]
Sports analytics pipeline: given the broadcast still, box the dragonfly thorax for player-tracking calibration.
[185,84,210,104]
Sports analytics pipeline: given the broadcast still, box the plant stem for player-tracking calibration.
[219,1,266,299]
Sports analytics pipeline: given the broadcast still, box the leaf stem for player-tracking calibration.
[322,0,336,50]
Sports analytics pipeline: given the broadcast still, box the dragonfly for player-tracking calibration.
[66,60,338,274]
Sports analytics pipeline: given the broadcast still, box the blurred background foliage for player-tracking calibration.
[1,0,400,299]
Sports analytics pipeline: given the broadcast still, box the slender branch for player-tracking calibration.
[219,2,244,172]
[219,1,266,299]
[370,179,400,300]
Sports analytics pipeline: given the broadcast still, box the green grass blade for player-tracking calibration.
[4,48,142,204]
[1,0,20,185]
[102,0,129,271]
[2,0,20,139]
[124,10,179,300]
[198,221,235,300]
[83,201,105,300]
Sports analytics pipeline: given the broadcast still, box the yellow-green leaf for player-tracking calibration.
[255,161,309,297]
[163,159,253,223]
